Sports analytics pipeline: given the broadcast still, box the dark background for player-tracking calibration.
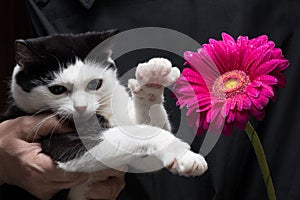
[1,0,300,199]
[0,0,30,112]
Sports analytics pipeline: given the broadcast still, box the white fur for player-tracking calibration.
[12,57,207,200]
[12,60,117,119]
[58,125,207,174]
[128,57,180,130]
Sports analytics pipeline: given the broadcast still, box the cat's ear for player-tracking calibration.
[15,40,36,67]
[84,29,119,66]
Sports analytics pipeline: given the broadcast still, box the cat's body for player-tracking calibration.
[3,31,207,200]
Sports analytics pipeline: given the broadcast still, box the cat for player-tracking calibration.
[3,30,208,200]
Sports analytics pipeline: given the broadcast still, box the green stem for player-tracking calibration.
[245,121,276,200]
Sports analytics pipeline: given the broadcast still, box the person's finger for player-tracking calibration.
[30,148,61,173]
[31,149,88,183]
[49,173,88,189]
[85,177,126,199]
[17,114,74,140]
[49,171,88,183]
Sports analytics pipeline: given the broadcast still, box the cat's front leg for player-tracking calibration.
[57,125,207,177]
[128,58,180,131]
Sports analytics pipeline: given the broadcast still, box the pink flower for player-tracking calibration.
[174,33,289,135]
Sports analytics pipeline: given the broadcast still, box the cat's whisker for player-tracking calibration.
[48,114,68,144]
[97,99,110,105]
[29,114,58,142]
[50,114,65,135]
[30,107,52,117]
[97,96,112,105]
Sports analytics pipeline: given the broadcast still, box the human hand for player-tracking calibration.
[0,115,88,200]
[85,168,127,200]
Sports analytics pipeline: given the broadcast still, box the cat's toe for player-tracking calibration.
[168,151,208,177]
[128,79,142,93]
[148,57,172,69]
[167,67,180,85]
[148,57,172,77]
[135,57,180,87]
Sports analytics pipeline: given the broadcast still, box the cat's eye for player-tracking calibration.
[87,79,103,90]
[48,85,67,95]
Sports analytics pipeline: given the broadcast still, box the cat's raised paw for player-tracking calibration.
[135,58,180,88]
[167,151,208,177]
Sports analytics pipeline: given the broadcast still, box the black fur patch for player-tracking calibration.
[14,30,118,92]
[41,114,110,162]
[41,132,102,162]
[2,103,30,120]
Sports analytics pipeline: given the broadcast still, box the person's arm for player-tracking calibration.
[0,115,88,199]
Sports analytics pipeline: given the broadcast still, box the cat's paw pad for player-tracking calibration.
[128,79,143,94]
[167,151,208,177]
[136,58,180,88]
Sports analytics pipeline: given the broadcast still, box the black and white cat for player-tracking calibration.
[4,30,207,200]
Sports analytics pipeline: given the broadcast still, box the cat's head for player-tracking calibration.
[12,30,119,118]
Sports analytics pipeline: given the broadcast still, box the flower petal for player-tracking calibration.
[222,32,236,44]
[251,80,262,88]
[235,95,243,111]
[276,59,289,71]
[221,100,231,117]
[235,111,249,130]
[256,75,278,85]
[222,32,238,71]
[206,39,229,73]
[196,101,212,112]
[257,95,270,108]
[184,51,219,85]
[249,96,265,110]
[226,110,236,123]
[271,72,287,88]
[241,94,252,109]
[250,107,265,121]
[246,87,260,98]
[230,97,237,110]
[237,35,249,71]
[260,83,275,98]
[244,44,272,73]
[206,103,223,123]
[271,48,283,59]
[252,59,287,77]
[222,123,234,136]
[249,35,268,48]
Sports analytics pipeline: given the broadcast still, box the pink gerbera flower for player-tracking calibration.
[174,33,289,135]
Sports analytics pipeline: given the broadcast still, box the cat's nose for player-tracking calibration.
[74,106,87,112]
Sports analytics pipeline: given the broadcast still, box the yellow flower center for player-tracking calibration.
[224,78,239,90]
[212,70,250,99]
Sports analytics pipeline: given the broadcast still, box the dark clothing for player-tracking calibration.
[1,0,300,199]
